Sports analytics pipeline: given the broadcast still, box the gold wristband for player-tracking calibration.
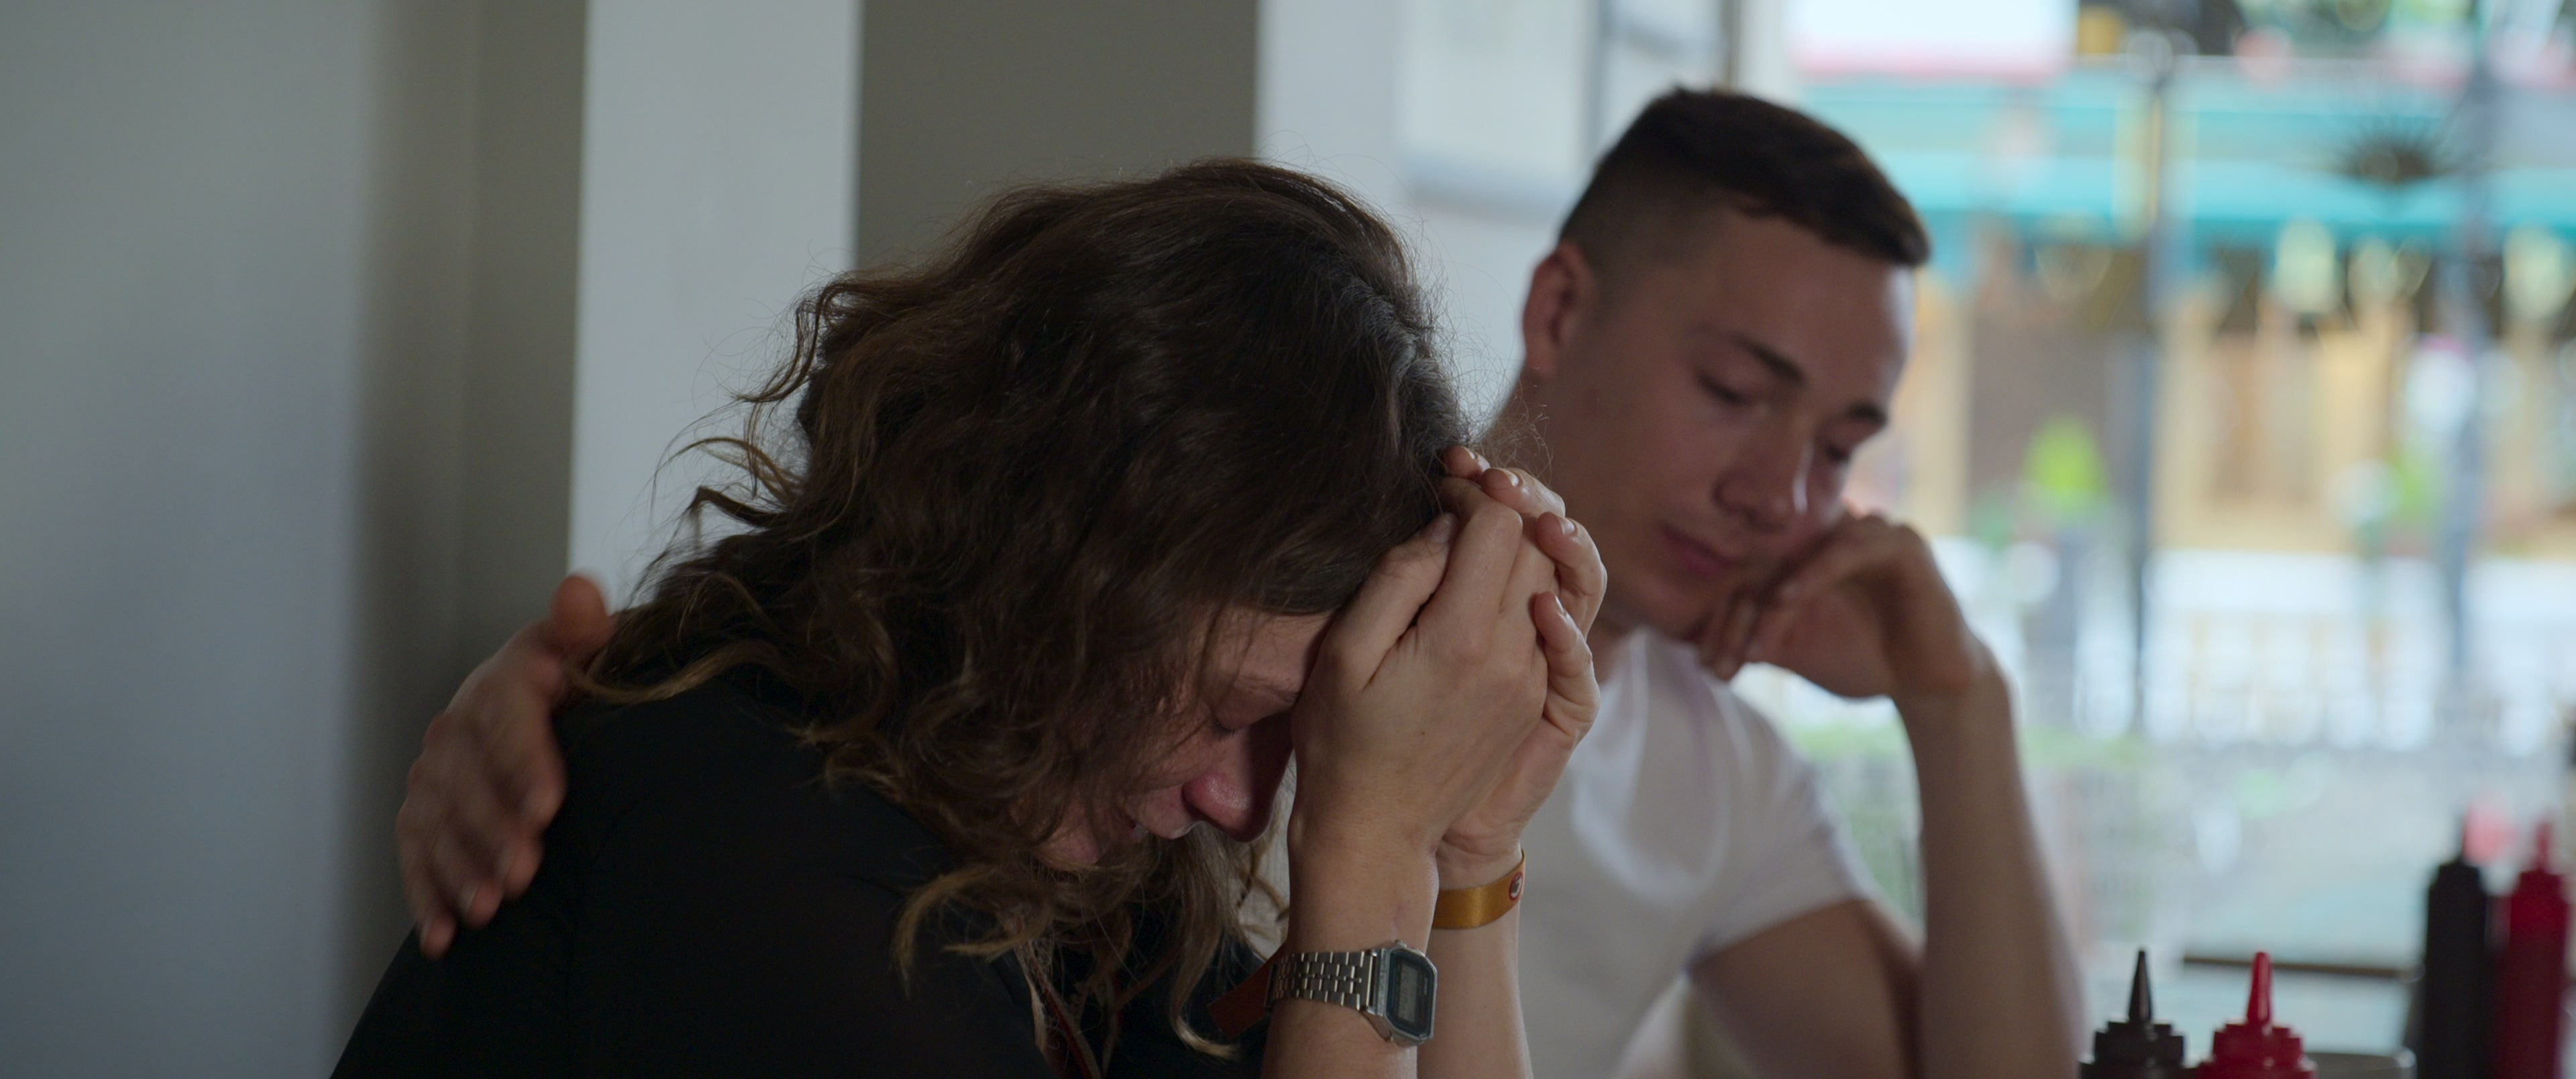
[1432,850,1526,930]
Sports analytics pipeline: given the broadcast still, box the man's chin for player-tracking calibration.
[1600,582,1723,645]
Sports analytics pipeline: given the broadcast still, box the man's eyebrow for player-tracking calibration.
[1727,331,1890,428]
[1730,333,1808,389]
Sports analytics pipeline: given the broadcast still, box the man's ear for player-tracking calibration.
[1520,241,1599,385]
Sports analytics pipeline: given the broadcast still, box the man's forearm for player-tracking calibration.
[1900,671,2083,1079]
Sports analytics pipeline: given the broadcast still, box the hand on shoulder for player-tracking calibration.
[397,574,612,957]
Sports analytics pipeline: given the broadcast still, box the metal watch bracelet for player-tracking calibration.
[1265,940,1438,1046]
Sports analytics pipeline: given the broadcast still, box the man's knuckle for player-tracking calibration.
[451,787,493,832]
[425,834,458,876]
[436,832,481,876]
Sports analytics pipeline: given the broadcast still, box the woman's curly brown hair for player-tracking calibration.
[580,159,1469,1054]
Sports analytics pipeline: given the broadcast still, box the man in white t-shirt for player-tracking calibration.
[394,90,2079,1078]
[1493,89,2082,1078]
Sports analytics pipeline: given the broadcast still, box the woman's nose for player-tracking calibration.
[1183,771,1263,841]
[1184,717,1292,841]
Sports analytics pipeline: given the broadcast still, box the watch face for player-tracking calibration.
[1380,947,1438,1043]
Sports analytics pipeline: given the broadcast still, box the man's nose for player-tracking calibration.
[1715,430,1810,532]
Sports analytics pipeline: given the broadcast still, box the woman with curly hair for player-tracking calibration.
[335,160,1602,1078]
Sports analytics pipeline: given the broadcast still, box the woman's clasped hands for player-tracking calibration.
[1286,448,1606,900]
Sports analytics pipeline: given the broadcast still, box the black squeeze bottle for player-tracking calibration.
[2410,833,2487,1079]
[2082,950,2190,1079]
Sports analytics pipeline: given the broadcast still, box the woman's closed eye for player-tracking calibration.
[1216,701,1293,737]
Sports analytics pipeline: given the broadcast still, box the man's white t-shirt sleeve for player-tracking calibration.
[1687,678,1880,958]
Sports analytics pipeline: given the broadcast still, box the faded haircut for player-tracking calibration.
[1561,88,1929,289]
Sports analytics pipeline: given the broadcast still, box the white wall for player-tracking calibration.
[1263,0,1550,422]
[845,0,1537,423]
[857,0,1259,264]
[454,0,588,670]
[1260,0,1409,219]
[0,3,478,1074]
[0,4,1544,1073]
[1415,206,1559,419]
[0,3,859,1074]
[568,0,861,602]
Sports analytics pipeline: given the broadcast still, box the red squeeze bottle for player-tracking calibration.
[2491,820,2570,1079]
[2197,953,2314,1079]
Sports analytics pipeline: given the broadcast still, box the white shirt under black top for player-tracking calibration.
[1515,630,1876,1079]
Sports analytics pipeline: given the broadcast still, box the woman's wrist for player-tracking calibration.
[1285,809,1441,949]
[1434,839,1524,892]
[1283,850,1439,952]
[1286,795,1444,868]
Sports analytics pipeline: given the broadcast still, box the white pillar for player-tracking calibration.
[1260,0,1410,217]
[566,0,862,602]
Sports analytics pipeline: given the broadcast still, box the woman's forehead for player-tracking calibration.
[1203,609,1333,699]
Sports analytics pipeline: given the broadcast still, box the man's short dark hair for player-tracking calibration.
[1561,89,1929,282]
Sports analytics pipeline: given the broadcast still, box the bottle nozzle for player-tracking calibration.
[2085,947,2186,1072]
[2206,951,2310,1076]
[2534,820,2555,872]
[2126,949,2153,1025]
[2245,952,2273,1027]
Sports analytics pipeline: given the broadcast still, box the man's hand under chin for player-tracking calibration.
[396,576,613,957]
[1689,509,1995,710]
[1684,509,2086,1078]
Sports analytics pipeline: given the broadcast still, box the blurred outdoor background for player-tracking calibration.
[1393,0,2576,1048]
[6,0,2576,1074]
[1404,0,2576,1054]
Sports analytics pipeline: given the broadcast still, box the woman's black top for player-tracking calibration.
[334,677,1265,1078]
